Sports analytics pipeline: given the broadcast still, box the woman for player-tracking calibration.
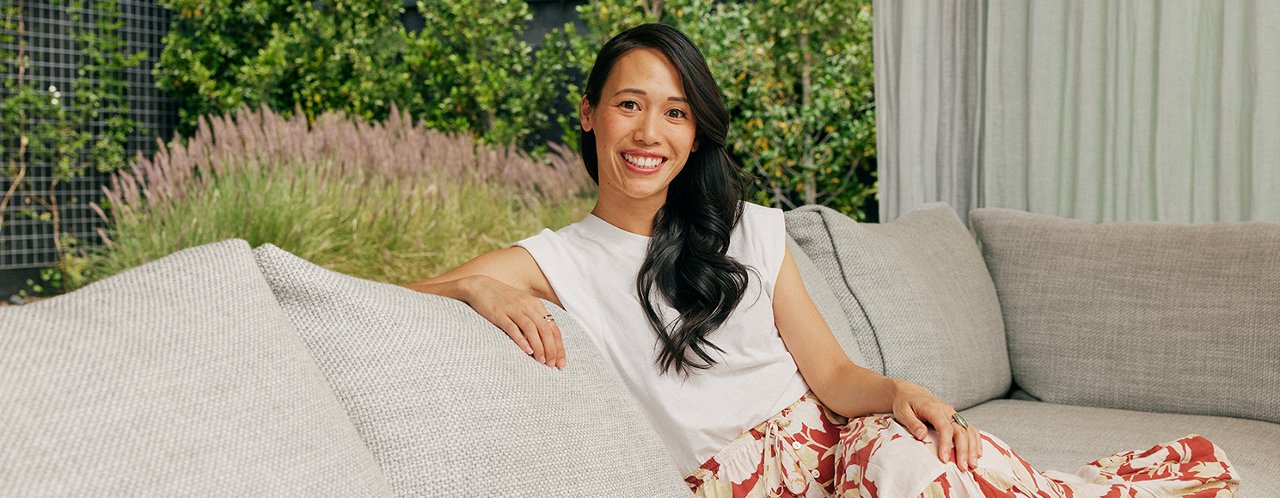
[407,23,1237,497]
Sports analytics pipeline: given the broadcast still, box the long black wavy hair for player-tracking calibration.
[580,23,751,376]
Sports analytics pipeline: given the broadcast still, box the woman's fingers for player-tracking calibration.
[894,406,928,441]
[925,409,954,463]
[499,311,563,369]
[547,316,566,369]
[498,318,534,355]
[952,419,969,470]
[514,315,546,364]
[969,424,982,464]
[469,280,563,369]
[532,309,563,369]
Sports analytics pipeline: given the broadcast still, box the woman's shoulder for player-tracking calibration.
[739,199,782,214]
[737,200,785,231]
[734,203,788,287]
[731,201,786,255]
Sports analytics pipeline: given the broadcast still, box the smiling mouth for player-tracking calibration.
[621,152,667,174]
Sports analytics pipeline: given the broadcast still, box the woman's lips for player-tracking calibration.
[621,151,667,175]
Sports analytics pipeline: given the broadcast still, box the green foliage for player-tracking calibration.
[152,1,879,217]
[566,0,878,219]
[402,0,575,147]
[155,0,410,134]
[154,0,573,147]
[84,165,593,287]
[80,106,594,289]
[19,251,90,298]
[1,0,141,288]
[71,0,146,173]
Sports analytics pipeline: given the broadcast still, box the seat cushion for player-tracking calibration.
[971,208,1280,424]
[252,244,690,497]
[0,240,391,496]
[961,399,1278,494]
[784,204,1010,410]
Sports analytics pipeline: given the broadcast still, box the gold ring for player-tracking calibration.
[542,314,554,323]
[952,413,969,429]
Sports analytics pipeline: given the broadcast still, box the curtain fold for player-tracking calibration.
[877,0,1280,223]
[872,0,985,224]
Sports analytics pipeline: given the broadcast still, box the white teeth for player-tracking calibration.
[622,153,663,169]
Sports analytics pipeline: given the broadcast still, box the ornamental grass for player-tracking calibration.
[78,104,594,289]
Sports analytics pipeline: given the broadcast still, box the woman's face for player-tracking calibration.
[581,47,698,205]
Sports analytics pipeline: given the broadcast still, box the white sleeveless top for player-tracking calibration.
[513,201,809,475]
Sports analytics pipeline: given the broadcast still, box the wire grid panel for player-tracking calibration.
[0,0,176,270]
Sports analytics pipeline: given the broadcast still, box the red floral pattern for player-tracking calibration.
[687,392,1239,498]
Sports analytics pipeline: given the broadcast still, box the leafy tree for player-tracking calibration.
[402,0,575,147]
[154,0,411,133]
[154,0,573,148]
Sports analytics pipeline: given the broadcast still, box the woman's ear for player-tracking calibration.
[579,95,593,132]
[692,137,699,152]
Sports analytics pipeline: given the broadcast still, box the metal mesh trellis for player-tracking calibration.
[0,0,176,270]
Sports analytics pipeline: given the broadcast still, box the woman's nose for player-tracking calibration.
[632,112,661,144]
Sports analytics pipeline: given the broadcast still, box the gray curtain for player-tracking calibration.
[876,0,1280,224]
[873,0,985,224]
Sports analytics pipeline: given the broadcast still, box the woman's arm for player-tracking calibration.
[405,246,560,305]
[772,245,981,470]
[404,247,566,369]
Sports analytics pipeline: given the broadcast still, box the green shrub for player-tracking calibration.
[80,105,594,289]
[565,0,878,219]
[154,0,410,135]
[401,0,576,148]
[154,0,573,148]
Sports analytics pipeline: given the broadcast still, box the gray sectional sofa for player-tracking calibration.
[2,203,1277,496]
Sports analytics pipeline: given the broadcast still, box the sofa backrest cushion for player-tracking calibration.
[971,208,1280,424]
[0,240,391,496]
[784,204,1010,410]
[252,244,691,497]
[788,235,868,368]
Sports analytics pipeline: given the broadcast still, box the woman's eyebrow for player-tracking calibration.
[614,88,689,103]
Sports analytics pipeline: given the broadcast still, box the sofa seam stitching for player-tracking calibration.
[815,208,887,374]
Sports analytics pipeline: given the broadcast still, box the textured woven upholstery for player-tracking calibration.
[252,244,690,497]
[7,205,1276,495]
[784,204,1010,410]
[0,240,391,496]
[961,399,1280,494]
[787,235,867,368]
[971,209,1280,424]
[785,210,883,374]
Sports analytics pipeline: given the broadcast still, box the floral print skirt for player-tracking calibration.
[684,391,1239,498]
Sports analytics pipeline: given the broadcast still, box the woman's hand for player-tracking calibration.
[890,379,982,471]
[461,275,565,369]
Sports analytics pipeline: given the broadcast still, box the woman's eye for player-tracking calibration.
[620,100,639,111]
[667,109,688,119]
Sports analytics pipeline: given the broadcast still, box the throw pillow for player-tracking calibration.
[252,244,691,497]
[785,204,1010,410]
[0,240,390,496]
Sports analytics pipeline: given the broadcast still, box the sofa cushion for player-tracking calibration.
[785,204,1010,410]
[971,209,1280,424]
[787,235,867,368]
[961,399,1278,494]
[0,240,391,496]
[252,244,690,497]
